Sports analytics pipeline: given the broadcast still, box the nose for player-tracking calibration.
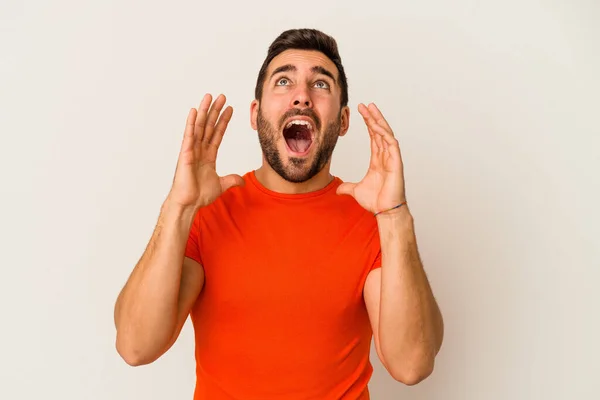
[291,88,312,109]
[293,99,310,107]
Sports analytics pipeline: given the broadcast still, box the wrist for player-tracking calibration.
[376,208,415,247]
[375,204,414,227]
[161,197,198,224]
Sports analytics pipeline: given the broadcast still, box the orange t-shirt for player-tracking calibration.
[185,170,382,400]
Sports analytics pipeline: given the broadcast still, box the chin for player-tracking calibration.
[278,154,321,183]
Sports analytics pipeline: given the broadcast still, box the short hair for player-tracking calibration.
[254,28,349,107]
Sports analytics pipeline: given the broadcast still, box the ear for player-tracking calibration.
[250,99,259,130]
[339,105,350,137]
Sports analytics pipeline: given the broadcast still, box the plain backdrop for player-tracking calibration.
[1,0,599,399]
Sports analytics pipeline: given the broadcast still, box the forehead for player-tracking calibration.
[267,49,339,79]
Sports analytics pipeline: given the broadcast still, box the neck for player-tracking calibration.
[254,159,334,194]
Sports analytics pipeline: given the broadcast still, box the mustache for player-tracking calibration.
[278,109,321,132]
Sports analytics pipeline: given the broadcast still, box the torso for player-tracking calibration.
[185,171,381,399]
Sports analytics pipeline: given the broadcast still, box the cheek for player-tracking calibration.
[261,99,284,120]
[313,96,339,115]
[263,91,288,108]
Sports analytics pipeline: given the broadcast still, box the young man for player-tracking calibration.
[114,29,444,399]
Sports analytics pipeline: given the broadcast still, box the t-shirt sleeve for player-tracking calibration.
[184,209,203,265]
[370,248,382,271]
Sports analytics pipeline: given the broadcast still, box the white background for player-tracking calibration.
[1,0,599,399]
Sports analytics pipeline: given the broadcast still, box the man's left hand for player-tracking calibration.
[337,103,407,214]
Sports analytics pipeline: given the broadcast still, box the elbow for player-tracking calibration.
[391,365,433,386]
[385,351,435,386]
[120,354,147,367]
[118,352,149,367]
[115,335,158,367]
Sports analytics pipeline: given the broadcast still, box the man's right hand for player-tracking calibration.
[167,93,244,210]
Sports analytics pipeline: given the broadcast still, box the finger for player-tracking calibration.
[181,108,197,154]
[367,120,398,146]
[369,134,381,168]
[194,94,213,143]
[367,103,394,134]
[336,182,356,196]
[368,121,401,159]
[359,103,384,152]
[360,103,390,137]
[358,104,375,139]
[220,174,245,192]
[357,103,371,124]
[209,105,234,148]
[360,103,402,169]
[381,136,389,151]
[359,104,397,145]
[203,94,227,144]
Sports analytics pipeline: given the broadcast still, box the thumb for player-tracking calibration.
[220,174,245,192]
[336,182,356,197]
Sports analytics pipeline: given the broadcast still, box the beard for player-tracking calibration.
[256,106,341,183]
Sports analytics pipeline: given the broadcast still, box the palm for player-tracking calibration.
[337,103,406,214]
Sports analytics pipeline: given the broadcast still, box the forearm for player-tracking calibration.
[114,199,196,362]
[376,206,443,381]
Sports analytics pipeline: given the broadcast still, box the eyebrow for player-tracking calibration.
[269,64,337,84]
[311,66,336,82]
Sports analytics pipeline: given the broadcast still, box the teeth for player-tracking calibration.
[285,119,313,130]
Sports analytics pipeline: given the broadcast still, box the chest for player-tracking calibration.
[196,206,379,322]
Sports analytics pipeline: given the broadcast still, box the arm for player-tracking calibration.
[336,102,443,385]
[114,201,204,366]
[364,206,443,385]
[113,93,243,366]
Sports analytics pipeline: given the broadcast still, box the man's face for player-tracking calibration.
[251,49,349,183]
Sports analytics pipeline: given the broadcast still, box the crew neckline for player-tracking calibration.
[247,170,341,199]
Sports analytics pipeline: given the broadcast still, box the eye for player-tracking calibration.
[276,77,290,86]
[314,80,330,89]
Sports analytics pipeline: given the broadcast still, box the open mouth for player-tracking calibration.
[283,119,314,155]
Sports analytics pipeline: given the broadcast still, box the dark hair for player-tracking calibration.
[254,28,349,107]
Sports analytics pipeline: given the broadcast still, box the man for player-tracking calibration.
[114,28,444,399]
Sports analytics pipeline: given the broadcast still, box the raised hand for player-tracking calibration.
[167,94,244,210]
[336,103,407,215]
